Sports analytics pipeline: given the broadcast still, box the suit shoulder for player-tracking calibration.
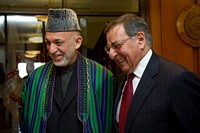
[159,57,187,73]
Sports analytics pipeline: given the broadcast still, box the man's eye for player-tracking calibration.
[55,41,63,46]
[104,46,110,52]
[45,42,50,46]
[107,47,111,51]
[113,43,121,49]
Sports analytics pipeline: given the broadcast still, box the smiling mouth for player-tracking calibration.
[51,54,62,61]
[117,58,125,64]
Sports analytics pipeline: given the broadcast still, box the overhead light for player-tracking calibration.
[25,54,37,58]
[25,50,40,58]
[26,50,40,55]
[35,15,47,22]
[28,36,43,43]
[28,24,43,43]
[7,15,38,22]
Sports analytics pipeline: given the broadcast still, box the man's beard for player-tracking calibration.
[53,46,75,67]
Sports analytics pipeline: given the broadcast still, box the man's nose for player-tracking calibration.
[108,48,117,60]
[48,43,57,54]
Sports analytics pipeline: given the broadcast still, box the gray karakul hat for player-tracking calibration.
[46,8,81,32]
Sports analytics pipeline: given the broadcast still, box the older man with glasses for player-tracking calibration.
[104,13,200,133]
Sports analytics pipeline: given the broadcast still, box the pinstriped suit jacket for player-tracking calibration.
[113,52,200,133]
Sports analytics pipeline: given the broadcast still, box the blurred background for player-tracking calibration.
[0,0,199,132]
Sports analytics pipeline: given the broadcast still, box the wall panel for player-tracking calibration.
[149,0,200,76]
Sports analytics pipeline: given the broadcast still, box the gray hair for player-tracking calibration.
[104,14,152,47]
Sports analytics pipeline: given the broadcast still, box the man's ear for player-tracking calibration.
[74,35,82,49]
[136,31,146,50]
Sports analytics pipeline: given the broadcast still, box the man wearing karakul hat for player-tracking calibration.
[20,8,115,133]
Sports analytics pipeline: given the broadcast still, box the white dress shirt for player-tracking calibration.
[116,49,153,122]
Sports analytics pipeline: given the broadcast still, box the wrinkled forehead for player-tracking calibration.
[106,24,127,40]
[45,31,76,41]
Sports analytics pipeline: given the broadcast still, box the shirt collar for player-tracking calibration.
[134,49,152,78]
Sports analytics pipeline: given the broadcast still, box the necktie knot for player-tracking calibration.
[127,73,135,81]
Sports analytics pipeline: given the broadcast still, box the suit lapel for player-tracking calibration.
[54,72,63,110]
[125,52,159,133]
[125,71,155,132]
[53,66,78,114]
[60,69,77,114]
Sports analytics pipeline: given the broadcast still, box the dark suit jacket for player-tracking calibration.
[114,52,200,133]
[46,68,83,133]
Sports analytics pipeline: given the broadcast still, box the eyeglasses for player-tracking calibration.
[104,36,135,54]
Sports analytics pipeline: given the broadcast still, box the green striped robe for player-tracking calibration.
[20,53,115,133]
